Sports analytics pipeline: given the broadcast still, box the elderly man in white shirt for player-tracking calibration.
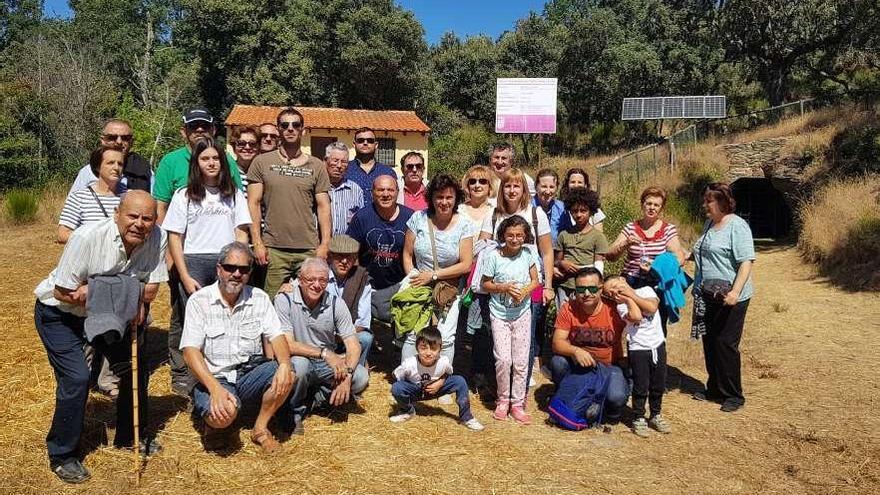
[181,241,293,454]
[33,191,166,484]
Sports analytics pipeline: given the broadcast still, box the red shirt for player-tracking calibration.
[403,184,428,211]
[555,300,625,365]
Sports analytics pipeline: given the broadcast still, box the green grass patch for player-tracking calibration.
[3,188,40,224]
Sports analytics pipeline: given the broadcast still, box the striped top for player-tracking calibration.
[621,221,679,277]
[329,180,365,236]
[59,188,123,230]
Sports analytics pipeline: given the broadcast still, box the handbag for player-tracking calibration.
[697,222,732,303]
[427,219,459,314]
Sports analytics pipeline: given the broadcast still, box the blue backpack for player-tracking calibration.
[547,363,612,431]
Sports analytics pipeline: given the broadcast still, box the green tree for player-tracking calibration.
[429,33,500,123]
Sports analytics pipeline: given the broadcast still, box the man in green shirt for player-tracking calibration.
[153,108,243,222]
[153,108,243,396]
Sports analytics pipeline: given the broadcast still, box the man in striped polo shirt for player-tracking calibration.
[325,142,365,236]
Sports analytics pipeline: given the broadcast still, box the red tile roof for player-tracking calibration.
[225,105,431,133]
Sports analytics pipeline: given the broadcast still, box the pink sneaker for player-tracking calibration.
[493,402,509,421]
[510,406,532,425]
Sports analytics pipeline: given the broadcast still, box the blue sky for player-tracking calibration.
[43,0,546,45]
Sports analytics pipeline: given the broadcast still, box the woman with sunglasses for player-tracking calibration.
[691,182,755,413]
[163,138,252,321]
[479,168,555,401]
[550,267,630,425]
[231,126,260,191]
[458,165,495,233]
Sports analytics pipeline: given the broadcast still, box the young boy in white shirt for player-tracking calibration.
[390,327,484,431]
[605,276,671,437]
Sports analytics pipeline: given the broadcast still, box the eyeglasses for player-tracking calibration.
[355,137,376,144]
[574,285,601,295]
[261,133,279,140]
[235,140,258,149]
[220,263,252,275]
[468,178,489,186]
[278,121,303,130]
[404,163,424,170]
[102,134,133,142]
[301,276,329,286]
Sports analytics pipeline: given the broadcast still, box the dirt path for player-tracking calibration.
[0,224,877,494]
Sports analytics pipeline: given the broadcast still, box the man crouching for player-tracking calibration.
[181,241,293,453]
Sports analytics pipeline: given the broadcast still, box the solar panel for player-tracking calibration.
[621,96,727,120]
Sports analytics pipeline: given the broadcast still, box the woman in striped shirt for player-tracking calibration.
[605,186,687,333]
[57,147,125,243]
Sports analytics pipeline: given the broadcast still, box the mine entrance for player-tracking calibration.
[731,178,793,239]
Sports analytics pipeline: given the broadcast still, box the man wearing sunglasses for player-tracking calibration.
[396,151,428,211]
[345,127,397,205]
[181,242,293,453]
[247,107,332,297]
[550,267,631,426]
[153,108,244,397]
[67,119,152,197]
[258,123,280,153]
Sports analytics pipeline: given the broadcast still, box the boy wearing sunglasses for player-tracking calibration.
[549,267,630,426]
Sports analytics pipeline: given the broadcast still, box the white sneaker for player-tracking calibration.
[438,394,453,405]
[390,411,415,423]
[463,418,485,431]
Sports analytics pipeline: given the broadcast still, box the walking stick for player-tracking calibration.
[131,308,141,484]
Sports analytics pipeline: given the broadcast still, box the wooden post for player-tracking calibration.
[131,320,140,484]
[537,134,543,168]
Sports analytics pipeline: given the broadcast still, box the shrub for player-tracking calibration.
[599,180,640,275]
[829,121,880,176]
[3,188,40,224]
[428,122,495,180]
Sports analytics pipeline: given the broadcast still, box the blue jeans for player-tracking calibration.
[289,357,370,424]
[191,360,280,420]
[549,355,631,423]
[335,331,373,368]
[391,375,474,421]
[34,301,150,462]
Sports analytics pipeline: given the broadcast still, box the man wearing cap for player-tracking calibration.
[153,107,244,396]
[275,257,369,435]
[68,118,152,196]
[344,127,397,206]
[247,107,332,298]
[33,191,166,483]
[325,142,364,236]
[326,235,373,366]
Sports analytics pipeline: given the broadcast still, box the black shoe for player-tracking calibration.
[139,437,163,456]
[720,399,744,413]
[692,390,722,403]
[51,458,91,484]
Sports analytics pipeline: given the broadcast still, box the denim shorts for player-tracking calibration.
[191,360,279,419]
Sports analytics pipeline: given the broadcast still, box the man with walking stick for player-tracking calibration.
[33,191,167,483]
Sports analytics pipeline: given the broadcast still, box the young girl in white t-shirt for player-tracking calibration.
[163,139,251,299]
[604,276,671,438]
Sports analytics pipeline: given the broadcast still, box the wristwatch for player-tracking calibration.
[345,366,354,375]
[431,272,438,282]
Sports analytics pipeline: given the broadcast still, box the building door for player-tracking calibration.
[731,178,792,239]
[377,138,396,166]
[311,136,336,160]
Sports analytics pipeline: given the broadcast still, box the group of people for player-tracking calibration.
[35,107,756,484]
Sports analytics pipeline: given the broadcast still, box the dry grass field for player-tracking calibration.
[1,217,879,494]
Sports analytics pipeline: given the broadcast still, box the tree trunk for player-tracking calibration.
[765,63,789,107]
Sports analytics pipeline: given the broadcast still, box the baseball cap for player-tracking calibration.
[183,108,214,125]
[329,235,360,254]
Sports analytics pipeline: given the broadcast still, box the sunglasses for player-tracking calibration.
[355,137,376,144]
[261,133,279,140]
[278,121,303,130]
[220,263,252,275]
[468,178,489,186]
[185,123,212,132]
[404,163,424,170]
[235,140,258,149]
[574,285,601,295]
[102,134,133,142]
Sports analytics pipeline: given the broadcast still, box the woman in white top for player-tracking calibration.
[401,173,474,363]
[478,168,554,399]
[457,165,495,236]
[57,147,125,243]
[163,139,251,298]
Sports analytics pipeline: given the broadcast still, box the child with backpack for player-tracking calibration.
[390,327,485,431]
[604,276,671,437]
[481,216,539,424]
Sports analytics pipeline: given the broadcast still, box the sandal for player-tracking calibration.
[251,429,281,454]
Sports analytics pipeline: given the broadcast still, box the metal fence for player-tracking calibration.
[596,97,824,192]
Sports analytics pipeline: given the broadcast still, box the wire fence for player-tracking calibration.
[596,97,824,192]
